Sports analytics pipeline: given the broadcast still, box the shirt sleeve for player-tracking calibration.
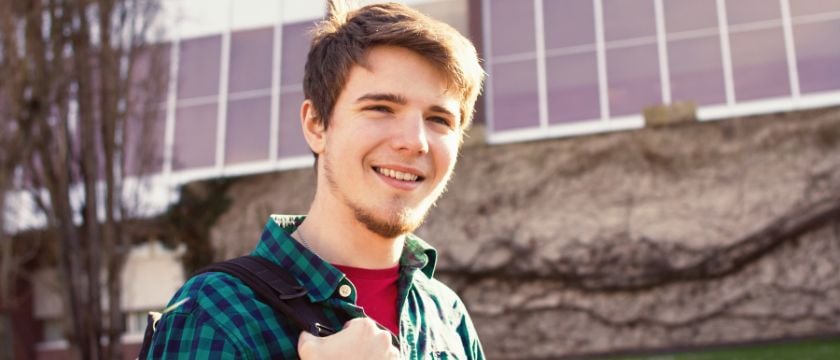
[455,299,485,360]
[146,308,245,359]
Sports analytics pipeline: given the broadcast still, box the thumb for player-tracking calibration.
[298,331,317,348]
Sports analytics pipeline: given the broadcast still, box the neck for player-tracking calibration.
[295,190,404,269]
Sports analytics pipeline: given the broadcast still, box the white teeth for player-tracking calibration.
[377,167,419,182]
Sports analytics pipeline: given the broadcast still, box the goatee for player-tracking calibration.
[351,201,424,238]
[323,154,428,238]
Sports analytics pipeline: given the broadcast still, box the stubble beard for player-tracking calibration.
[322,154,446,239]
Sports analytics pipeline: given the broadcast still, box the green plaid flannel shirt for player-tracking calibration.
[146,215,484,359]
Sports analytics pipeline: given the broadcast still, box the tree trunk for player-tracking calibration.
[0,181,9,360]
[1,1,164,358]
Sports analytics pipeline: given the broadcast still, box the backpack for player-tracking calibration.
[137,255,337,359]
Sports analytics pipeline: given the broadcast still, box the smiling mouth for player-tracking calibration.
[373,166,424,182]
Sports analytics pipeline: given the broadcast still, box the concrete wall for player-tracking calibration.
[211,106,840,358]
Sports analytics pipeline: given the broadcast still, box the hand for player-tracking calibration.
[297,318,400,360]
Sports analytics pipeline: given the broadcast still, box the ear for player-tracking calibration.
[300,99,326,155]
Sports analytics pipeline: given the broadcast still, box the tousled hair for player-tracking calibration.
[303,1,485,133]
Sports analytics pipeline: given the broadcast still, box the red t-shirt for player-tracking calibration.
[333,264,400,335]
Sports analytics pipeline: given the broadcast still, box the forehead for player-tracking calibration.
[343,46,460,108]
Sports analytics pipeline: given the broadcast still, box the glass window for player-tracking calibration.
[278,91,310,158]
[668,36,727,106]
[546,52,600,124]
[489,0,536,57]
[726,0,781,25]
[229,27,274,93]
[281,21,314,87]
[490,60,540,131]
[606,44,661,116]
[225,96,271,165]
[41,319,65,342]
[795,19,840,93]
[177,35,222,99]
[173,103,217,170]
[130,44,170,103]
[125,108,166,176]
[603,0,657,42]
[544,0,595,49]
[729,28,790,101]
[664,0,719,34]
[790,0,840,17]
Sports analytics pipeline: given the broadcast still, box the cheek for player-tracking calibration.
[434,137,460,173]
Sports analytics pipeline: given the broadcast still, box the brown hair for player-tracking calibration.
[303,1,485,131]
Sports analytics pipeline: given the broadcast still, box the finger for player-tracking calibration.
[343,317,366,329]
[297,331,316,349]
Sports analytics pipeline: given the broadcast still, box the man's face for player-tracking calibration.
[317,45,462,238]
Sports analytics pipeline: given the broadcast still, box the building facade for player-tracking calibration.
[7,0,840,358]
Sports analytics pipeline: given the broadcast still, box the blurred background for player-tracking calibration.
[1,0,839,359]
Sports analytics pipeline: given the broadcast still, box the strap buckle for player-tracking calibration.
[313,322,336,337]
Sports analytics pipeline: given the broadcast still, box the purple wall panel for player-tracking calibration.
[177,35,221,99]
[730,28,790,101]
[668,36,726,106]
[790,0,840,17]
[281,21,313,87]
[546,52,600,123]
[603,0,656,41]
[489,0,536,56]
[125,109,166,176]
[173,103,217,170]
[225,96,271,165]
[795,19,840,93]
[726,0,781,25]
[485,0,840,137]
[229,27,274,93]
[664,0,719,33]
[278,91,310,157]
[130,44,170,103]
[606,45,661,116]
[544,0,595,49]
[491,60,540,131]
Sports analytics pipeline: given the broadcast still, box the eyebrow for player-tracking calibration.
[356,92,458,121]
[429,105,457,119]
[355,93,407,105]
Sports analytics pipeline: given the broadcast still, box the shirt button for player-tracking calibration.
[338,284,352,298]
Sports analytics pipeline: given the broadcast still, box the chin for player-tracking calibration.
[353,204,428,238]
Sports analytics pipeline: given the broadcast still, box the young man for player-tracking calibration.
[147,2,485,359]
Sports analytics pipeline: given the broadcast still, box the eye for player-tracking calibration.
[427,116,453,128]
[363,105,393,113]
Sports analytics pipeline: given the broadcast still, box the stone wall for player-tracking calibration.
[210,106,840,358]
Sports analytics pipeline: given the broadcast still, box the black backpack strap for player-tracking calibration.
[137,311,159,359]
[195,255,338,337]
[137,255,339,359]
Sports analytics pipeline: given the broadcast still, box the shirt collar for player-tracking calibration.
[252,215,438,301]
[401,233,437,279]
[252,215,342,302]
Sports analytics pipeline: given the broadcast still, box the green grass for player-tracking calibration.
[607,338,840,360]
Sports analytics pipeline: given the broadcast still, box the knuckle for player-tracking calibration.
[359,318,377,331]
[374,331,391,347]
[344,317,364,330]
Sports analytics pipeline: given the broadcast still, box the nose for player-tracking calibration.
[391,111,429,155]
